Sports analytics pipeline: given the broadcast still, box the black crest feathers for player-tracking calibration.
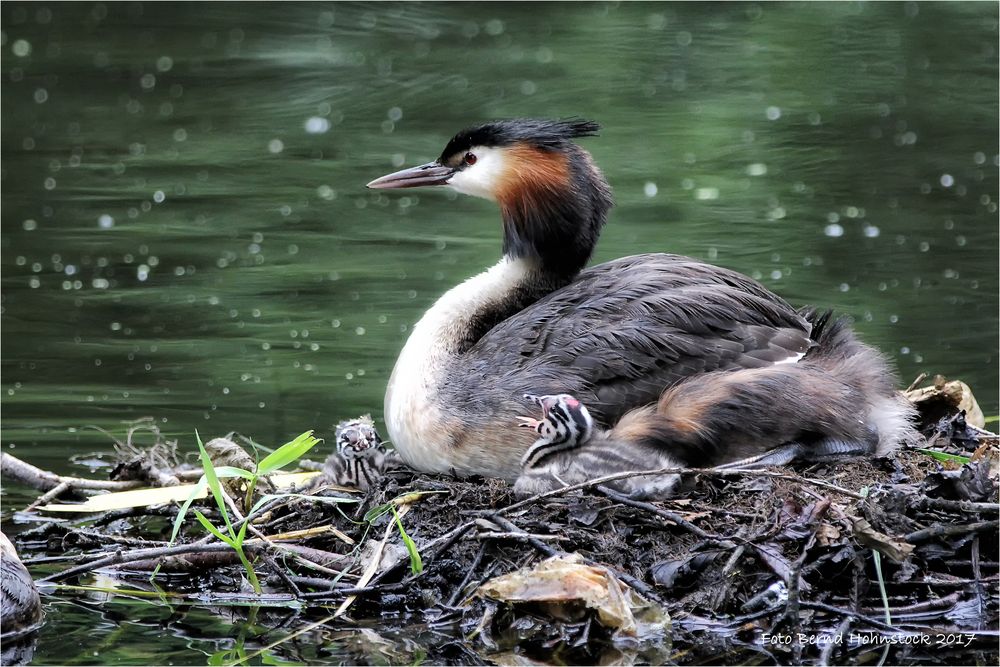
[439,118,600,161]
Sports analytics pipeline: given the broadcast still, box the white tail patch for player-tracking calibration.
[773,351,805,365]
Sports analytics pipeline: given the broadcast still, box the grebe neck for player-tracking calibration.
[498,147,613,282]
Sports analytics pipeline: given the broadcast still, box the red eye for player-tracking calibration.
[464,152,477,166]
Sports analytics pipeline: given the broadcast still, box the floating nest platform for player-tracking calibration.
[2,380,999,665]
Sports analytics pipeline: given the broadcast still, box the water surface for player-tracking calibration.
[1,2,997,664]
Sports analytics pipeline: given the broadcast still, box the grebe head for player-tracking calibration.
[334,415,382,460]
[518,393,595,468]
[367,119,614,280]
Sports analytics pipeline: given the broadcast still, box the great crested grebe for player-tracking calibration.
[514,311,913,499]
[367,118,914,480]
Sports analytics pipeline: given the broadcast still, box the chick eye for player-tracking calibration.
[463,152,477,166]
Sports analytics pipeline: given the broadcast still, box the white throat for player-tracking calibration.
[384,255,534,471]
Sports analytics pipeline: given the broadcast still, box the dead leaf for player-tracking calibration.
[851,517,914,563]
[477,554,670,640]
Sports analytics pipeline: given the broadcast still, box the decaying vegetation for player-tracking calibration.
[1,376,998,665]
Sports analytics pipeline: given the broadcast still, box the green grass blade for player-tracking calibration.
[233,543,262,594]
[391,506,423,575]
[872,549,892,626]
[194,509,235,547]
[983,415,998,425]
[915,448,972,465]
[363,502,392,524]
[235,515,250,548]
[197,431,236,537]
[214,466,257,481]
[168,477,208,546]
[256,431,322,476]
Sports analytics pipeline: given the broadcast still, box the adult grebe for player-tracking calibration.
[367,119,913,480]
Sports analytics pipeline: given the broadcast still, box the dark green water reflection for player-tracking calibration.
[2,2,998,664]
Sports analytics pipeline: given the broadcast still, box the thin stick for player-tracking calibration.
[595,485,728,542]
[911,498,1000,514]
[494,466,866,516]
[819,615,853,666]
[477,531,567,542]
[447,543,487,607]
[799,600,906,634]
[24,481,71,511]
[904,520,999,544]
[262,552,300,596]
[2,453,141,492]
[41,539,269,583]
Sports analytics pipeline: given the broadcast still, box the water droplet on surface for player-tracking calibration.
[746,163,767,176]
[643,182,658,197]
[268,139,284,153]
[765,106,781,120]
[12,39,31,57]
[484,19,504,35]
[824,223,844,237]
[304,116,330,134]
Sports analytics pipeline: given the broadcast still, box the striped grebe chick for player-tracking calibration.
[369,119,915,480]
[515,393,682,499]
[514,312,915,500]
[320,416,402,492]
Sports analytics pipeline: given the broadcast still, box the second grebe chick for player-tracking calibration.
[321,416,402,492]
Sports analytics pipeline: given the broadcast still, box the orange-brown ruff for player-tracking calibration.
[367,119,916,480]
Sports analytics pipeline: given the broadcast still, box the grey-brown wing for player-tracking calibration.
[458,253,812,426]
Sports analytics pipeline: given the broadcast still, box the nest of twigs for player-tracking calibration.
[3,380,999,666]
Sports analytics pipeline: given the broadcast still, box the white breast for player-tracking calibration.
[384,256,533,472]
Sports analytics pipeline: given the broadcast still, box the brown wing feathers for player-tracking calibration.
[601,310,897,465]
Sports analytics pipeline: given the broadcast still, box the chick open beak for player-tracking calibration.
[516,416,542,430]
[366,161,455,189]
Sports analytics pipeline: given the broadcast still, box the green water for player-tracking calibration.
[2,2,997,664]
